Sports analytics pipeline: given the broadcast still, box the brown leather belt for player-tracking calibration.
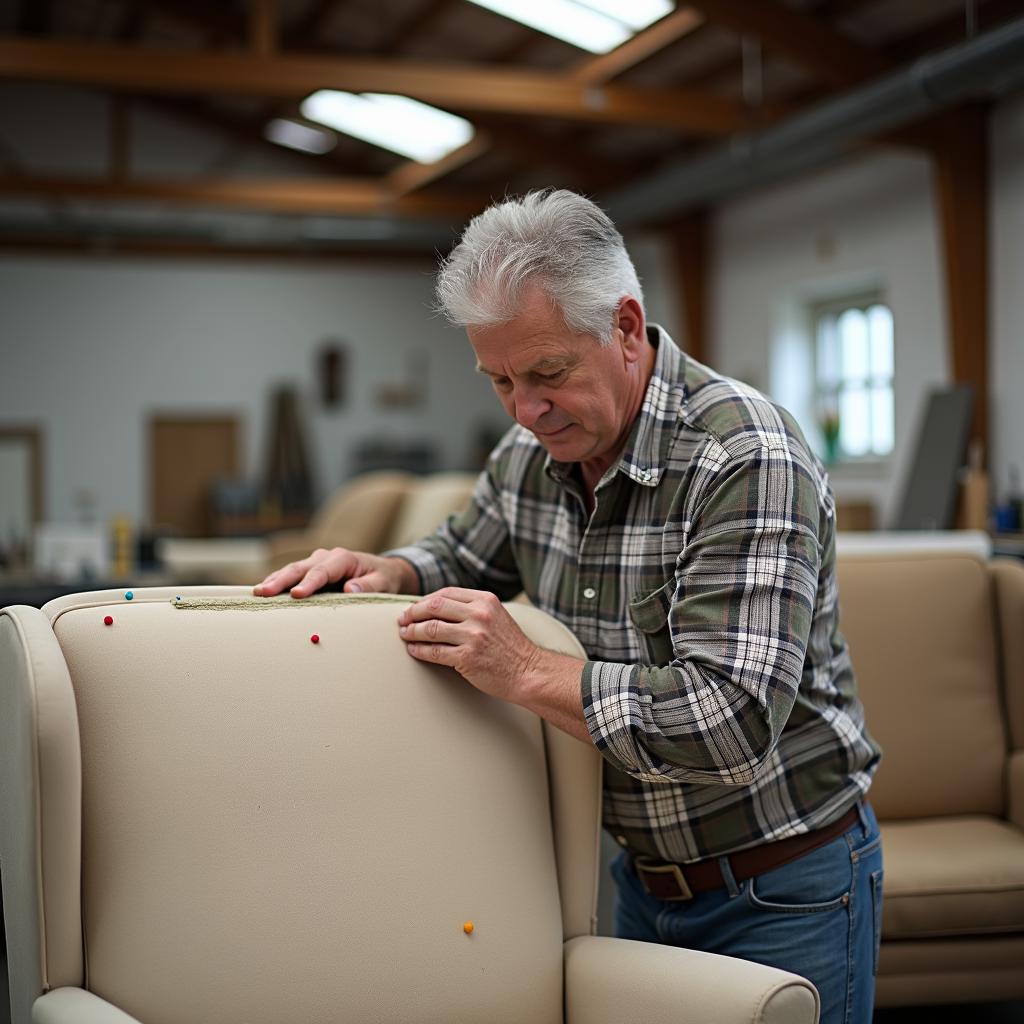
[633,805,862,902]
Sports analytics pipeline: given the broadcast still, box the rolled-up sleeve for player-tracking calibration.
[384,457,523,600]
[582,436,822,786]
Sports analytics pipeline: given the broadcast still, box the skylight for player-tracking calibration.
[466,0,674,53]
[264,118,336,155]
[300,91,475,164]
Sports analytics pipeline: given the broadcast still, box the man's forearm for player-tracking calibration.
[519,649,591,745]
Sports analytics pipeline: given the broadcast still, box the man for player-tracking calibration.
[255,189,883,1023]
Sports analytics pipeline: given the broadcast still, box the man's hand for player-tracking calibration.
[397,587,591,743]
[253,547,417,599]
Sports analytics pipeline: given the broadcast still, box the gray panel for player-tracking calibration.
[894,387,974,531]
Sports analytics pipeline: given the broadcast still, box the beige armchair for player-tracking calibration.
[836,548,1024,1007]
[1,587,818,1024]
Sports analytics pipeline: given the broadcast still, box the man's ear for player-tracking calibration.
[615,297,647,362]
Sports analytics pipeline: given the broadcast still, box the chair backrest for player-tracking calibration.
[0,588,600,1024]
[835,552,1008,820]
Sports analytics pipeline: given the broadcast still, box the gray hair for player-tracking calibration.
[435,189,644,345]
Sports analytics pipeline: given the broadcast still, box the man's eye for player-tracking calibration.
[538,370,565,383]
[494,378,512,390]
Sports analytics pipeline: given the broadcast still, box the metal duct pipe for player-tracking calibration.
[602,16,1024,226]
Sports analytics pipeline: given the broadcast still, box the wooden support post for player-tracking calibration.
[930,103,990,462]
[667,209,711,364]
[249,0,277,56]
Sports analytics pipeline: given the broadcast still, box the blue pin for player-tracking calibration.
[124,591,134,601]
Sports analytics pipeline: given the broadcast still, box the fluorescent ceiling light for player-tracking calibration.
[466,0,673,53]
[300,91,474,164]
[580,0,675,32]
[264,118,336,155]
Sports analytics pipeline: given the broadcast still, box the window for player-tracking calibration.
[814,296,894,463]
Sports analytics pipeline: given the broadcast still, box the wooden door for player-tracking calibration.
[150,416,239,537]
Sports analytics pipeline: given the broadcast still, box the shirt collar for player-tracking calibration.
[544,324,687,489]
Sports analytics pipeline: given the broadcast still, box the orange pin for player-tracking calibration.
[463,921,474,935]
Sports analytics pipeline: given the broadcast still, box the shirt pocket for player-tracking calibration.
[627,578,675,666]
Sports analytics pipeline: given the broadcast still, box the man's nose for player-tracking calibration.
[512,388,551,429]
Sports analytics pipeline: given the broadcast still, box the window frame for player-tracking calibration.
[811,291,895,466]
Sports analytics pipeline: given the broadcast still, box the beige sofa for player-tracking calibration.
[836,548,1024,1007]
[267,470,479,570]
[0,588,818,1024]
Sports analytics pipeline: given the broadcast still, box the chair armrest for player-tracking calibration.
[564,935,819,1024]
[1009,750,1024,830]
[33,988,143,1024]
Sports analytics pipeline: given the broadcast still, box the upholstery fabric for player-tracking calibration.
[994,560,1024,750]
[563,936,818,1024]
[835,554,1006,819]
[876,935,1024,1006]
[880,817,1024,938]
[33,988,142,1024]
[0,610,84,1024]
[39,592,586,1024]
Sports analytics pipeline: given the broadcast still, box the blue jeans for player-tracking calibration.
[611,803,883,1024]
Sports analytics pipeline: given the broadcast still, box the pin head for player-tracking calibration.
[124,591,134,601]
[103,615,114,626]
[311,634,320,644]
[463,921,474,935]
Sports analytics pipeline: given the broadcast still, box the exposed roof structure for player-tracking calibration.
[0,0,1022,254]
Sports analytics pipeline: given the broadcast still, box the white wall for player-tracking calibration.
[0,255,500,528]
[709,93,1023,527]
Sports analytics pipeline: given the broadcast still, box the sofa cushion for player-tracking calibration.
[836,555,1006,819]
[881,817,1024,939]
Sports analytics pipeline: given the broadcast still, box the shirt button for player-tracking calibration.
[583,587,596,600]
[616,835,629,846]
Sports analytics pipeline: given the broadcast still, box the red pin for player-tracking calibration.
[310,634,320,644]
[103,615,114,626]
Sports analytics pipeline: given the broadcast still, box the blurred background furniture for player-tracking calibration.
[265,469,478,572]
[836,543,1024,1007]
[0,588,818,1024]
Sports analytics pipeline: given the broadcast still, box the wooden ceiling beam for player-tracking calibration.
[389,8,711,195]
[569,7,705,86]
[685,0,893,87]
[0,174,486,218]
[386,135,493,198]
[0,38,746,131]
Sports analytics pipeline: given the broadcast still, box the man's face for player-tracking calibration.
[467,285,648,472]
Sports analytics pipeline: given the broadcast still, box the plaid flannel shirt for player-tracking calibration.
[389,326,881,861]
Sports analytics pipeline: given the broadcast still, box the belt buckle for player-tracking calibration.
[636,858,694,901]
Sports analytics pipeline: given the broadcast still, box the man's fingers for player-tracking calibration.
[290,564,331,598]
[400,594,476,625]
[405,642,459,667]
[399,618,465,645]
[254,562,308,597]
